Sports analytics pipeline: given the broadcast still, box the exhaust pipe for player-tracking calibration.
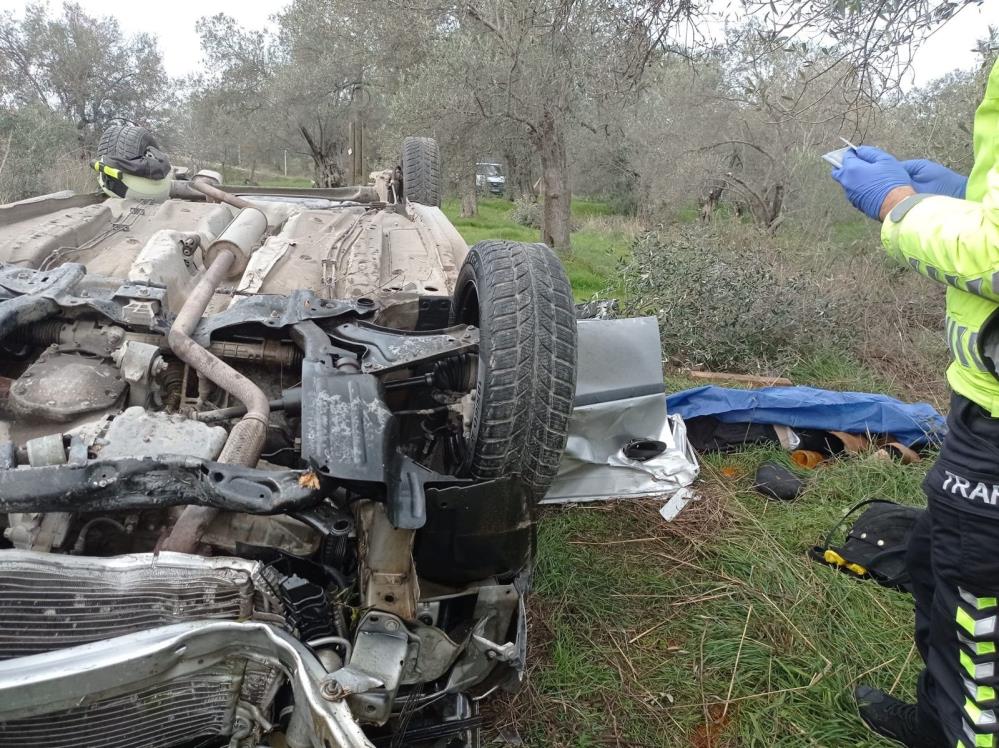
[162,207,269,553]
[170,172,256,211]
[189,174,257,211]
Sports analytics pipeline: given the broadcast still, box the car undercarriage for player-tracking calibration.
[0,130,649,747]
[0,131,580,748]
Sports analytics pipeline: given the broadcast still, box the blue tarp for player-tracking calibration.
[666,385,947,448]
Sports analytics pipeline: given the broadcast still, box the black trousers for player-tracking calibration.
[908,394,999,747]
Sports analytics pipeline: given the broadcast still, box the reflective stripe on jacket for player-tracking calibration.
[882,58,999,415]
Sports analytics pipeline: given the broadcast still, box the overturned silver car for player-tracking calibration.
[0,128,578,748]
[0,127,682,748]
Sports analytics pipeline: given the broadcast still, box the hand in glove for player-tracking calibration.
[831,146,913,221]
[900,159,968,199]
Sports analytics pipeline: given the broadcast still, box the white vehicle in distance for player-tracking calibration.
[475,162,505,196]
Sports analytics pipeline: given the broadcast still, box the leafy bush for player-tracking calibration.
[619,223,949,399]
[619,225,847,372]
[511,195,542,228]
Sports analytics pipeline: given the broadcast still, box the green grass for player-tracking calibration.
[785,349,894,396]
[829,217,881,246]
[445,196,921,746]
[217,164,313,189]
[498,453,925,746]
[441,198,538,244]
[570,198,617,218]
[441,197,636,300]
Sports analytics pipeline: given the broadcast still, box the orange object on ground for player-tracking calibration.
[791,450,825,469]
[827,430,871,454]
[876,442,922,464]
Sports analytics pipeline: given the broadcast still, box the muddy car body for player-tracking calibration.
[0,131,583,748]
[0,127,689,747]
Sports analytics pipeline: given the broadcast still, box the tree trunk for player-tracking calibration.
[300,125,345,188]
[460,170,478,217]
[700,185,723,222]
[536,118,571,253]
[766,184,784,234]
[313,154,344,188]
[504,144,536,201]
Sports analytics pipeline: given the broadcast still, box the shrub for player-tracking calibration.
[618,222,947,396]
[621,225,851,372]
[511,195,542,228]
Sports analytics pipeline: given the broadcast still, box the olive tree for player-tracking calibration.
[0,3,168,199]
[412,0,974,251]
[195,1,432,188]
[703,1,990,232]
[424,0,704,253]
[576,1,988,232]
[882,29,998,174]
[189,16,288,179]
[0,3,168,150]
[739,0,985,113]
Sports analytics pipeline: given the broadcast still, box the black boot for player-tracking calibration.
[855,685,946,747]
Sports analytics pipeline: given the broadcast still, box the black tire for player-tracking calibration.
[98,124,158,161]
[401,136,442,207]
[451,240,577,501]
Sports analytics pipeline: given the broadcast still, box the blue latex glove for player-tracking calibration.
[831,146,912,220]
[900,159,967,199]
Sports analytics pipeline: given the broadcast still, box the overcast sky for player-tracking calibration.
[0,0,996,86]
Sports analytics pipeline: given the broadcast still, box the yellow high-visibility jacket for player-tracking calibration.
[883,58,999,415]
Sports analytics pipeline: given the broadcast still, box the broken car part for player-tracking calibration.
[161,206,271,552]
[0,127,664,747]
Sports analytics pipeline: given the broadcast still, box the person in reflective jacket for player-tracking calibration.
[831,58,999,748]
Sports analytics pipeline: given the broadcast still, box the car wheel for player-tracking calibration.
[98,124,159,161]
[401,136,442,207]
[450,240,577,501]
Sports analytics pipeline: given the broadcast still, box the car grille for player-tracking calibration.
[0,661,267,748]
[0,660,286,748]
[0,551,264,658]
[0,551,284,747]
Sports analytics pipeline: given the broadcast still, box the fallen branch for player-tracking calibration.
[687,370,793,387]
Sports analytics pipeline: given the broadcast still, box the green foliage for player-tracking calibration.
[0,105,85,202]
[511,195,543,228]
[573,146,640,216]
[621,225,850,372]
[571,198,617,218]
[0,4,168,143]
[442,197,637,300]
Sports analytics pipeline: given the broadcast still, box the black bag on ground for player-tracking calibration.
[809,499,924,593]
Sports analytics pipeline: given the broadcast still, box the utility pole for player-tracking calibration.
[349,120,364,185]
[284,150,288,177]
[348,79,367,185]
